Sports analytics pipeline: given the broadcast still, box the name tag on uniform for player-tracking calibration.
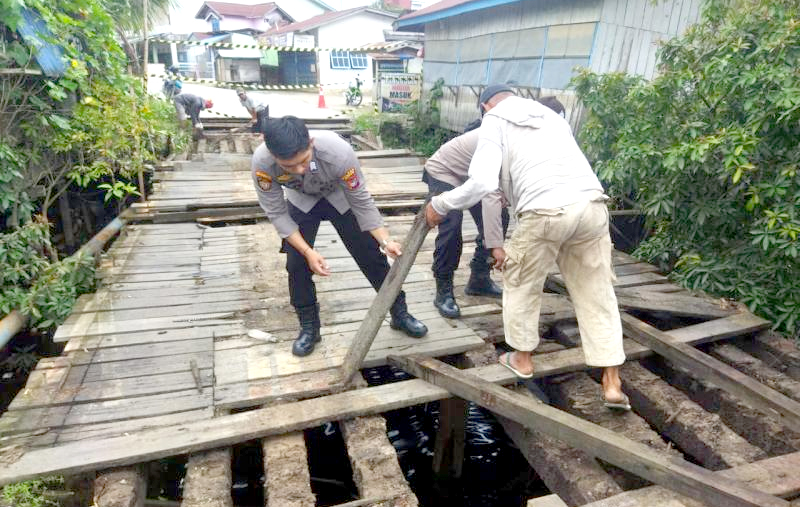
[309,160,319,173]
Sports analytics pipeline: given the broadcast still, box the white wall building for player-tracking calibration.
[265,7,398,88]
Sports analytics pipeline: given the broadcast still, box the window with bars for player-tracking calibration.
[330,50,351,69]
[330,51,368,69]
[349,52,367,69]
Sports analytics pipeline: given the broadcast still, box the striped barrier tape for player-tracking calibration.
[203,109,346,122]
[152,39,410,53]
[151,74,420,92]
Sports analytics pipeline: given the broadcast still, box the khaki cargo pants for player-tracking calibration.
[502,198,625,367]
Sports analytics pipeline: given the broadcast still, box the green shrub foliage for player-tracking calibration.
[572,0,799,337]
[1,0,180,330]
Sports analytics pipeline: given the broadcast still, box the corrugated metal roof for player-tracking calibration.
[395,0,521,30]
[197,2,280,19]
[17,8,66,77]
[266,7,397,35]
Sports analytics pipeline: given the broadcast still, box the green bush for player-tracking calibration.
[1,477,63,507]
[350,79,456,156]
[1,0,181,332]
[572,0,800,337]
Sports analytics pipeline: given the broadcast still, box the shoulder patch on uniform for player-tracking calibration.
[255,170,272,191]
[342,167,361,190]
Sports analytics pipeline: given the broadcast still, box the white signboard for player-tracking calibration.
[294,34,315,49]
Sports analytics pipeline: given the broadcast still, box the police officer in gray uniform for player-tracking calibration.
[252,116,428,357]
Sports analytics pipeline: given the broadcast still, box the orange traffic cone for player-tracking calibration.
[318,85,326,109]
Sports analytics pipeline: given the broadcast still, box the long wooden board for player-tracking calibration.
[582,451,800,507]
[388,355,788,507]
[0,312,769,484]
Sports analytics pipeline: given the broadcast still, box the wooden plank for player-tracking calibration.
[0,309,773,485]
[215,312,767,409]
[62,324,244,352]
[8,369,213,410]
[0,389,212,435]
[213,316,482,385]
[340,206,431,383]
[51,408,215,444]
[621,313,800,434]
[54,311,242,342]
[388,355,788,507]
[213,367,348,410]
[582,451,800,507]
[615,288,734,318]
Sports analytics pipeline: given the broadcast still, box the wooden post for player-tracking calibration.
[388,354,790,507]
[338,205,430,384]
[620,313,800,434]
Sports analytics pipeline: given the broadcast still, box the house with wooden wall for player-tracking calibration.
[394,0,703,131]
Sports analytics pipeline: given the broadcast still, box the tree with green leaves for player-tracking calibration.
[572,0,800,337]
[1,0,181,330]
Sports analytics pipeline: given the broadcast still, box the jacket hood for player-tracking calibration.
[485,96,547,129]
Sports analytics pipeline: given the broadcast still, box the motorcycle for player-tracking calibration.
[345,76,363,107]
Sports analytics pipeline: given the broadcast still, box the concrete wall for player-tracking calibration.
[316,12,396,90]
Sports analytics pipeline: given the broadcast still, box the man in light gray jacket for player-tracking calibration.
[424,85,629,410]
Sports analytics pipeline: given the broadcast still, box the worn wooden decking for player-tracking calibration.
[3,140,800,507]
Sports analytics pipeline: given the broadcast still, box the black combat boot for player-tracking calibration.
[292,303,321,357]
[465,269,503,298]
[433,274,460,318]
[389,293,428,338]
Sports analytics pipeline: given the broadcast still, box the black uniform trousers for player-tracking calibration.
[284,199,406,311]
[423,171,510,278]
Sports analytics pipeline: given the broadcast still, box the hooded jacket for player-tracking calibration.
[431,96,603,217]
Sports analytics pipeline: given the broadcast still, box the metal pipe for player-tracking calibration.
[0,209,132,350]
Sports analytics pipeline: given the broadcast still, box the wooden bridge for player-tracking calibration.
[2,129,800,507]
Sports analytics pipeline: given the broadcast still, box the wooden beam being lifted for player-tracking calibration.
[388,355,789,507]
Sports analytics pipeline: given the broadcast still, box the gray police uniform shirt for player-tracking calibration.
[173,93,203,112]
[240,95,266,115]
[424,129,506,249]
[251,130,384,239]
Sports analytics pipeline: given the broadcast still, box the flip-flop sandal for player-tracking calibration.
[603,393,631,411]
[498,352,534,379]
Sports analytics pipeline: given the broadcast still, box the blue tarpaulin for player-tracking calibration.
[17,8,66,77]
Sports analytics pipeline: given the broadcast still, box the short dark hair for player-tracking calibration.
[262,116,310,159]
